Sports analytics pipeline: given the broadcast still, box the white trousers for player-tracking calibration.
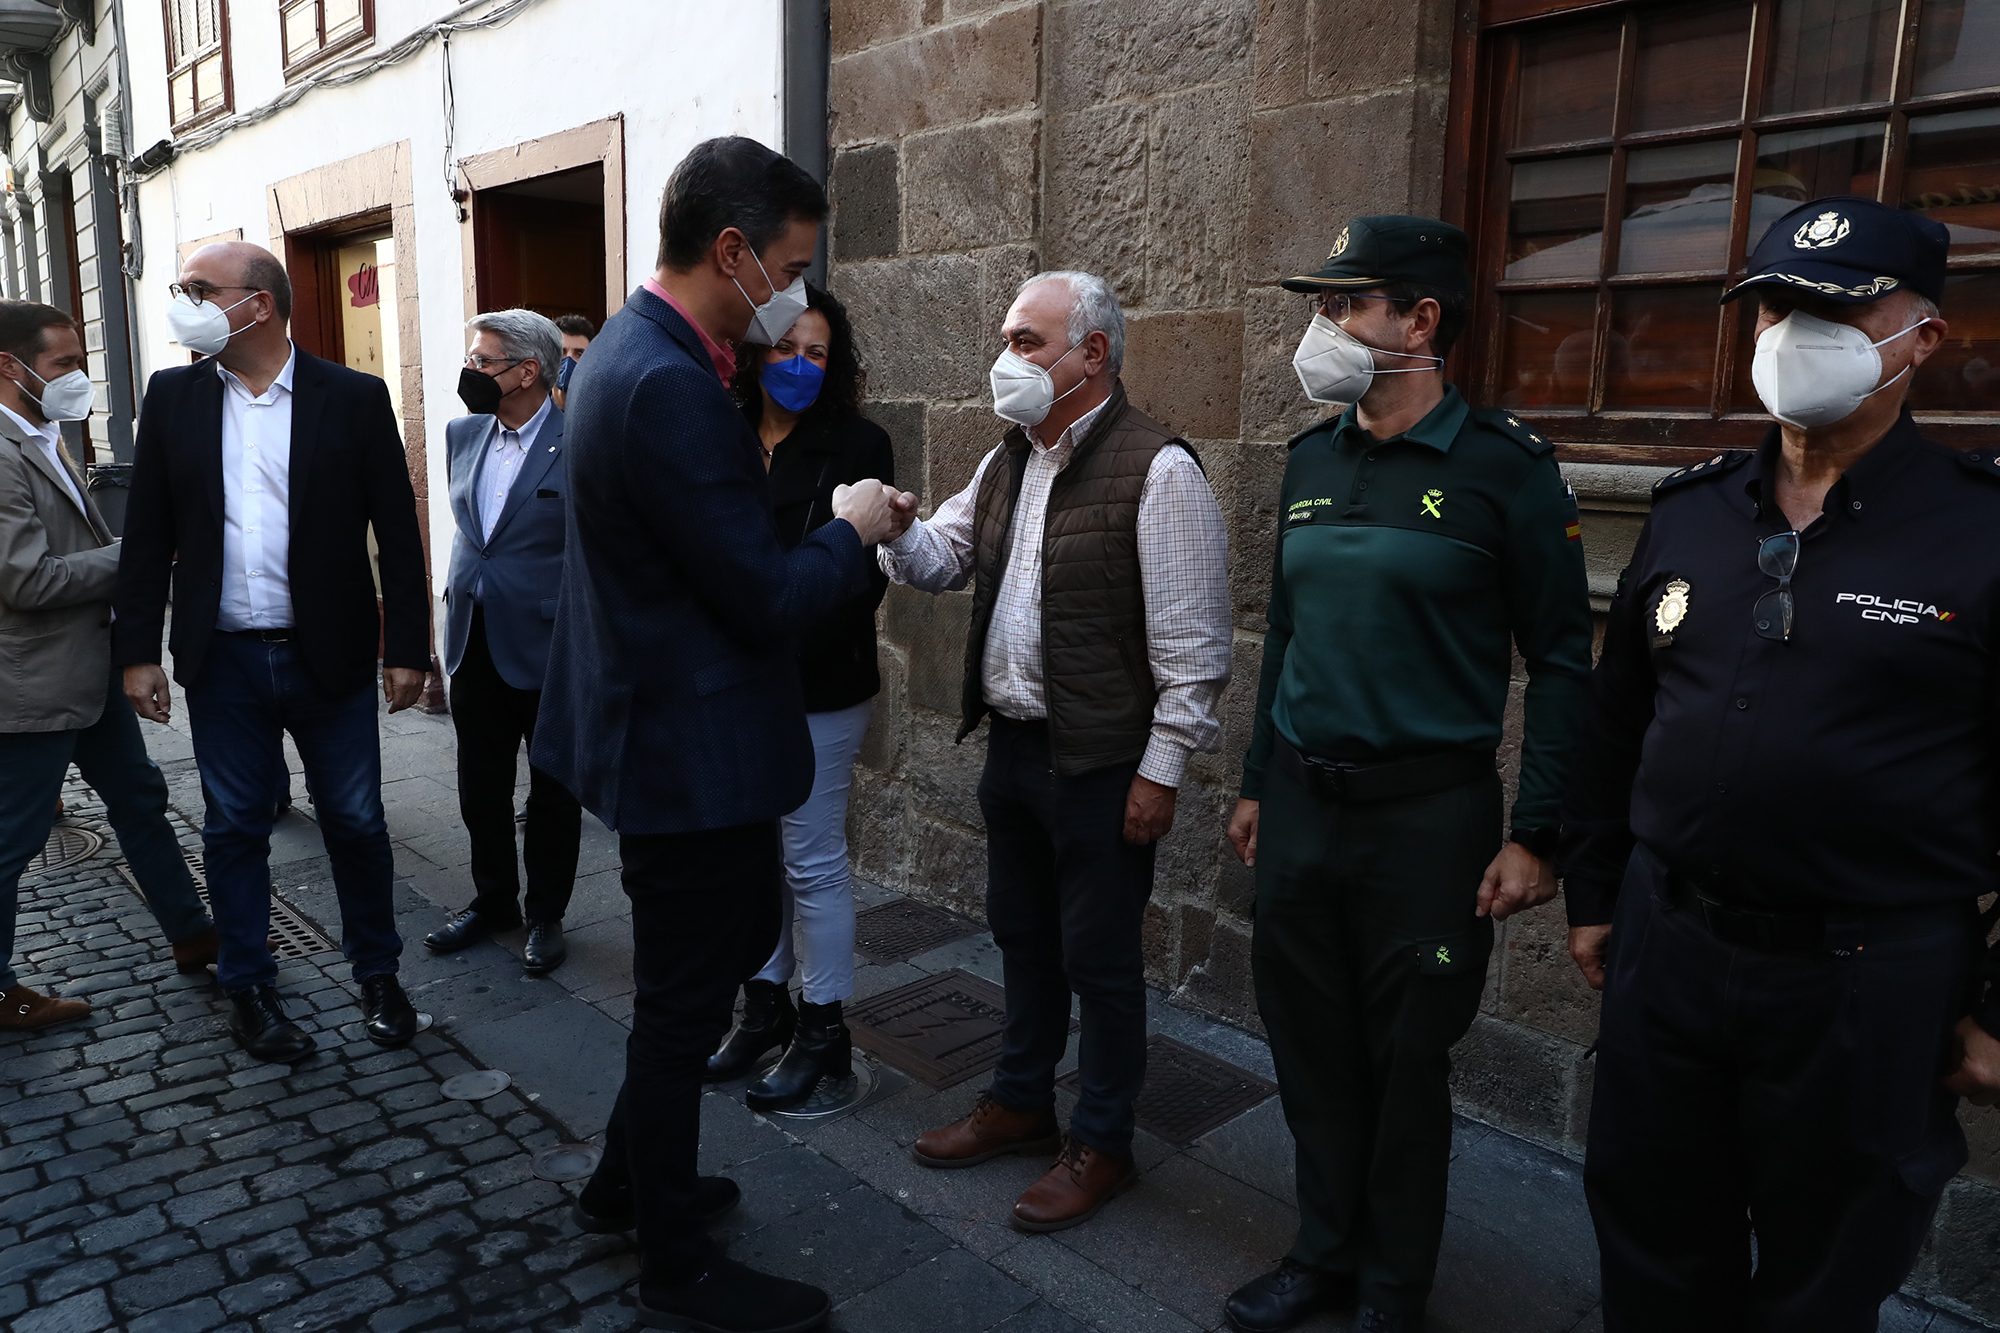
[755,698,872,1003]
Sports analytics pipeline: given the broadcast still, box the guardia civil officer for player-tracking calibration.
[1561,195,2000,1332]
[1224,217,1594,1333]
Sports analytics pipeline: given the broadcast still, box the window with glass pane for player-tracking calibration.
[1469,0,2000,455]
[162,0,230,131]
[279,0,373,77]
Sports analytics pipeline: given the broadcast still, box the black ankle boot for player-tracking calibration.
[704,980,796,1083]
[745,999,851,1112]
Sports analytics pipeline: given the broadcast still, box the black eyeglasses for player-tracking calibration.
[167,281,256,304]
[1754,531,1801,641]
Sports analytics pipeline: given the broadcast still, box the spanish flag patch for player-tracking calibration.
[1565,521,1582,542]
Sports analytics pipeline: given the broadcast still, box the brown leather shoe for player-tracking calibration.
[912,1094,1061,1168]
[1012,1138,1136,1232]
[172,930,280,974]
[0,984,91,1031]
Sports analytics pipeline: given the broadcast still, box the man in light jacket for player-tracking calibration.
[0,301,215,1030]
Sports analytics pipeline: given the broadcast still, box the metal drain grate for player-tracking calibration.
[118,850,337,961]
[1059,1035,1276,1146]
[26,826,106,876]
[853,898,980,964]
[849,969,1021,1089]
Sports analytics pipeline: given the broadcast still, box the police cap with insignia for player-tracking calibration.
[1281,215,1470,295]
[1722,194,1949,307]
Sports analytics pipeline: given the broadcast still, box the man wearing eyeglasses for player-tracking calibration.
[116,242,430,1063]
[1561,196,2000,1330]
[422,309,580,975]
[1224,216,1593,1333]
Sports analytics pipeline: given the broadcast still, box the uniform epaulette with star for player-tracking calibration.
[1471,409,1555,457]
[1652,450,1751,496]
[1955,448,2000,485]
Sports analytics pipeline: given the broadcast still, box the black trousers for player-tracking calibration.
[1588,846,1978,1333]
[449,607,580,924]
[1252,742,1499,1317]
[589,821,784,1283]
[979,716,1156,1155]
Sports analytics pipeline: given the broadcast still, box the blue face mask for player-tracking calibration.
[762,355,825,413]
[557,356,577,392]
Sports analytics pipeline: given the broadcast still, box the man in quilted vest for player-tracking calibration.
[880,270,1233,1232]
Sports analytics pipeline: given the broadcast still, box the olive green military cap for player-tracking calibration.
[1281,215,1471,294]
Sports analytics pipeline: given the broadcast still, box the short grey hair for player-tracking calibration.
[1018,270,1126,375]
[466,308,563,386]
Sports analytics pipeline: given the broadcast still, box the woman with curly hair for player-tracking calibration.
[705,282,894,1111]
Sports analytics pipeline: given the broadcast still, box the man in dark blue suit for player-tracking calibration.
[533,137,911,1333]
[426,307,580,975]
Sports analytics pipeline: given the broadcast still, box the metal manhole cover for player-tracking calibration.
[763,1057,877,1123]
[848,969,1072,1089]
[1059,1035,1276,1147]
[441,1069,512,1100]
[853,898,980,964]
[118,852,337,961]
[27,826,105,876]
[532,1144,602,1182]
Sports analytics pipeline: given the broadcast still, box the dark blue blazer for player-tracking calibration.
[531,287,871,835]
[443,401,566,690]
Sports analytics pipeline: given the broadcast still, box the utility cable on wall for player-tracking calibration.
[130,0,547,180]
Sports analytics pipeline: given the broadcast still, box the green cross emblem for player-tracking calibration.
[1434,945,1452,965]
[1420,489,1444,519]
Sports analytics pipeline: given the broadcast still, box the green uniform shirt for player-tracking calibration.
[1241,385,1593,832]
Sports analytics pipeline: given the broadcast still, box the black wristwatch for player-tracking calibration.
[1510,826,1560,860]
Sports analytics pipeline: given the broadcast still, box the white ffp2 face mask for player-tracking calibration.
[1292,311,1441,405]
[734,249,809,346]
[1750,310,1929,430]
[167,291,259,357]
[990,343,1084,427]
[20,365,95,422]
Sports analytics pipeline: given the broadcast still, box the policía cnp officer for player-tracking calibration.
[1561,195,2000,1332]
[1224,216,1593,1333]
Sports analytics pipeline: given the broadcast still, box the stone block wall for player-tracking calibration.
[822,16,2000,1304]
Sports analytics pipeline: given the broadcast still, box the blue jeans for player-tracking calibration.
[755,699,872,1003]
[0,667,213,991]
[184,633,401,993]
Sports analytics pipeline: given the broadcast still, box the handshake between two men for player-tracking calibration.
[830,479,917,547]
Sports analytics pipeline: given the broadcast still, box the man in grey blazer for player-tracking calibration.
[424,308,580,974]
[0,301,216,1029]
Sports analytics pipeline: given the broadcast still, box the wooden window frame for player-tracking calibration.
[161,0,232,134]
[1445,0,2000,464]
[279,0,375,82]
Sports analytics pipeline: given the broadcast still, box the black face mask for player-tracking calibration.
[457,365,505,416]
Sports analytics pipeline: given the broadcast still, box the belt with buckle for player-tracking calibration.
[1276,738,1493,803]
[1663,869,1972,957]
[222,627,295,643]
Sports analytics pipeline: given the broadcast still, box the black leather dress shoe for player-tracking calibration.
[1355,1305,1419,1332]
[1224,1259,1357,1332]
[360,974,418,1048]
[635,1253,830,1332]
[522,920,567,975]
[704,980,795,1082]
[571,1175,739,1233]
[228,985,315,1064]
[424,907,520,954]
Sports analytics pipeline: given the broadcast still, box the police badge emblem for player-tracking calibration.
[1653,578,1691,646]
[1329,226,1350,258]
[1793,211,1850,250]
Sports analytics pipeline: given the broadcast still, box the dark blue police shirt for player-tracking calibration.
[1560,411,2000,926]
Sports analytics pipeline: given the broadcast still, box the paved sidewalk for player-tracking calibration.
[3,688,1984,1332]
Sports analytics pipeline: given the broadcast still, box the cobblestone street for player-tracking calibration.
[1,703,1986,1332]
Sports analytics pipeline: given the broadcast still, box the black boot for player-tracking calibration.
[745,1000,850,1112]
[704,980,795,1083]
